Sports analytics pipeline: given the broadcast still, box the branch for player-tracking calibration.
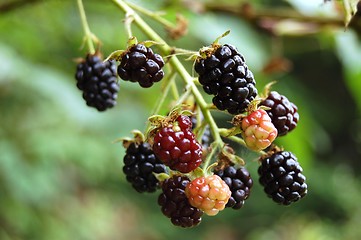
[203,2,361,35]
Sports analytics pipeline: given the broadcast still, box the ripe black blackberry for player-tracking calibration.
[123,142,167,193]
[117,44,165,88]
[214,166,253,209]
[75,54,119,111]
[158,175,203,228]
[194,44,257,114]
[258,151,307,205]
[260,91,299,136]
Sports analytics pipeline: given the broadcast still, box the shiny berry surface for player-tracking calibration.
[194,44,257,114]
[118,44,164,88]
[258,151,308,205]
[123,142,166,193]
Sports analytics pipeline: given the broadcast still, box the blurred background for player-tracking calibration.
[1,0,361,239]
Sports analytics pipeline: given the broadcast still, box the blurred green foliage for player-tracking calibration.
[1,0,361,239]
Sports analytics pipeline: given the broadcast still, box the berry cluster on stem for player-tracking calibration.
[74,0,308,228]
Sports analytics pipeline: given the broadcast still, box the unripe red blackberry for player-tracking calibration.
[258,151,307,205]
[158,175,203,228]
[153,115,203,173]
[260,91,299,136]
[241,109,278,151]
[117,44,165,88]
[194,44,257,114]
[123,142,167,193]
[75,54,119,111]
[185,175,231,216]
[214,166,253,209]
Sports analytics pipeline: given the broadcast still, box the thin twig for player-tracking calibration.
[77,0,95,54]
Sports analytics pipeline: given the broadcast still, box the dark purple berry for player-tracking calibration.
[194,44,257,114]
[158,175,203,227]
[117,44,165,88]
[123,142,167,193]
[260,91,299,136]
[75,54,119,111]
[215,166,253,209]
[258,151,307,205]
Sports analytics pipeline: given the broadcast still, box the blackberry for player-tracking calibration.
[153,115,203,173]
[185,174,231,216]
[194,44,257,114]
[258,151,307,205]
[240,109,278,151]
[123,142,167,193]
[158,175,203,228]
[117,44,165,88]
[260,91,299,136]
[214,166,253,209]
[75,54,119,111]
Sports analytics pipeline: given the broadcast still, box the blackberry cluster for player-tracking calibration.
[117,44,165,88]
[214,166,253,209]
[194,44,257,114]
[75,54,119,111]
[260,91,299,136]
[123,142,167,193]
[258,151,307,205]
[158,175,203,228]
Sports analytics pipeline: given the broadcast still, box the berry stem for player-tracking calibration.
[220,132,246,147]
[112,0,224,147]
[219,128,267,155]
[174,84,192,106]
[151,71,177,116]
[201,142,222,175]
[171,47,198,56]
[124,13,134,39]
[170,80,180,100]
[126,1,175,30]
[77,0,96,54]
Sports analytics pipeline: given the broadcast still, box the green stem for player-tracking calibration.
[172,56,223,145]
[175,85,192,106]
[224,135,246,146]
[77,0,95,54]
[126,1,174,29]
[112,0,223,147]
[124,13,134,38]
[151,71,176,115]
[219,128,267,155]
[170,80,179,100]
[218,127,247,147]
[202,142,222,171]
[145,70,177,133]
